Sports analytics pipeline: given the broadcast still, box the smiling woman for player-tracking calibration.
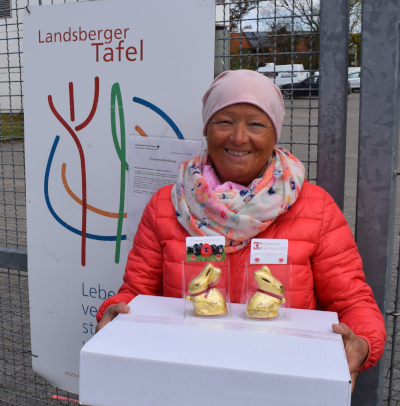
[96,70,386,393]
[172,70,304,252]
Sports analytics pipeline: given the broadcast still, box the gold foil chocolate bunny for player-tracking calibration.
[186,263,228,317]
[246,266,286,319]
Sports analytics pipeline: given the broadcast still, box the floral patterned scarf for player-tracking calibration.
[171,147,305,253]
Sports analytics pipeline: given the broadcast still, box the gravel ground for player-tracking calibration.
[0,92,399,405]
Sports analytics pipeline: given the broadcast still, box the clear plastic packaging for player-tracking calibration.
[183,254,230,318]
[242,255,291,321]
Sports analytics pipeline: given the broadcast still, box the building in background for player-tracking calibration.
[230,31,318,72]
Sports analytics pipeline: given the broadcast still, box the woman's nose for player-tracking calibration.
[229,124,248,144]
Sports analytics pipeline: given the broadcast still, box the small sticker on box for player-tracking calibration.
[250,239,288,264]
[186,236,225,261]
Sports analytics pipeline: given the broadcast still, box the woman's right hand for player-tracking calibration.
[95,302,130,333]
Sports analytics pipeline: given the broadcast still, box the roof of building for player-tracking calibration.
[243,32,273,48]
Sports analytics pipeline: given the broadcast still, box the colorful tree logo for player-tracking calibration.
[45,77,184,266]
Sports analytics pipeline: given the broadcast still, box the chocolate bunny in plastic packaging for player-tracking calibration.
[186,263,227,317]
[246,266,286,319]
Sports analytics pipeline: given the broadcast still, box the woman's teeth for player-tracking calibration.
[227,149,250,157]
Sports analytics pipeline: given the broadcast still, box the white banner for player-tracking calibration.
[24,0,214,393]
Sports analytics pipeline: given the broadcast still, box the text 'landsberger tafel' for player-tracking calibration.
[38,27,143,63]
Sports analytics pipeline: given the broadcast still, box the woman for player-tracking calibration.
[96,70,385,391]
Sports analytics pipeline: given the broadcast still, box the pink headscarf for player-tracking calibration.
[202,70,285,143]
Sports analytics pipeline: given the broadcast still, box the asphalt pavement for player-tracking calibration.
[280,91,366,234]
[283,91,400,401]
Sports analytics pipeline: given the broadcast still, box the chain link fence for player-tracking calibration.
[216,0,319,182]
[0,0,397,405]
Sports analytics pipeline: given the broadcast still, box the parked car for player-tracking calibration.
[257,63,310,87]
[348,67,361,75]
[279,75,319,98]
[348,71,361,91]
[279,75,352,98]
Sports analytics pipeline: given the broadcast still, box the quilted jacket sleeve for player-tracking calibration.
[96,190,164,322]
[312,190,386,372]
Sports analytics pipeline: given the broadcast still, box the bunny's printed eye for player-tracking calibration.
[262,277,270,283]
[195,283,199,286]
[206,270,210,277]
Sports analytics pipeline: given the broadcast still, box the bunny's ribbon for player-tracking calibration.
[257,289,285,300]
[190,282,216,298]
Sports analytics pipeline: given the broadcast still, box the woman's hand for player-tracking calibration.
[95,302,130,333]
[332,323,369,393]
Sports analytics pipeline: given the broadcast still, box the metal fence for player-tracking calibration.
[0,0,398,405]
[215,0,319,182]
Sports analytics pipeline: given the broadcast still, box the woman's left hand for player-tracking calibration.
[332,323,369,393]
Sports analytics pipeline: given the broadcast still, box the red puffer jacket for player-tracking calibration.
[97,181,386,371]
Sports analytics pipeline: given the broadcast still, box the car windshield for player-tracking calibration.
[348,72,360,78]
[303,76,318,84]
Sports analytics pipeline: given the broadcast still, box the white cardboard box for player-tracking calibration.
[79,295,351,406]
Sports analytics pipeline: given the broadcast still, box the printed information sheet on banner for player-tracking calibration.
[127,136,201,239]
